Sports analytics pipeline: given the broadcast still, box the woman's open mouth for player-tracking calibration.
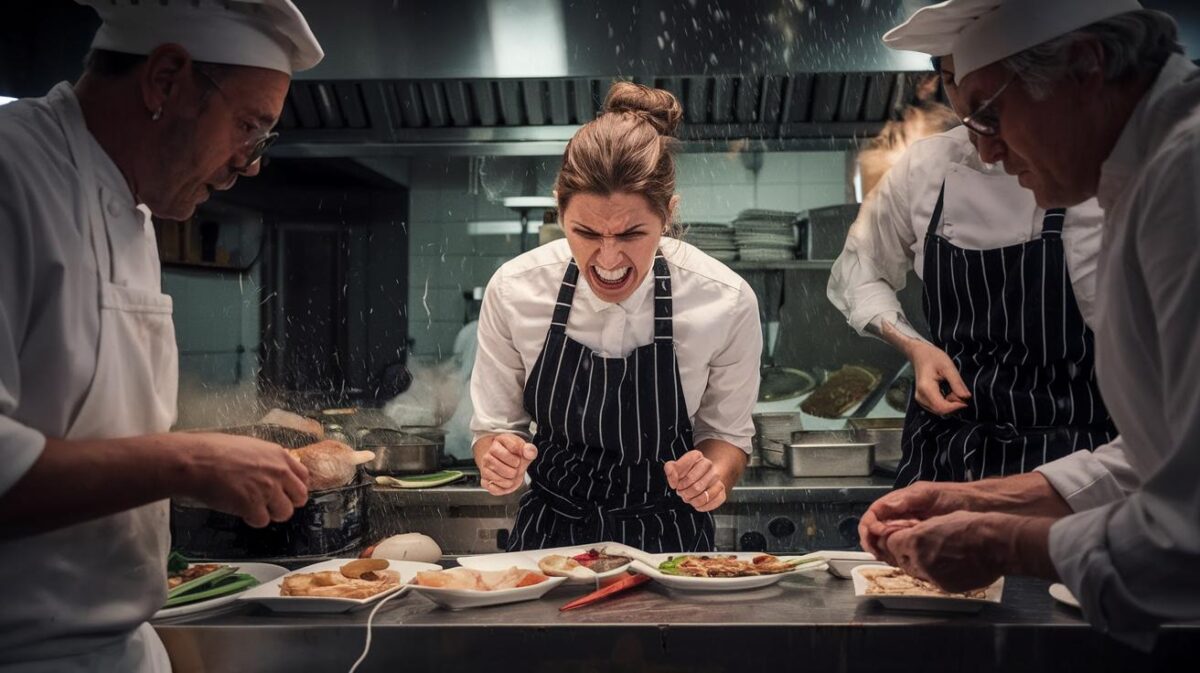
[590,265,633,294]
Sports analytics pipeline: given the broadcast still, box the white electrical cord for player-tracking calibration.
[347,587,405,673]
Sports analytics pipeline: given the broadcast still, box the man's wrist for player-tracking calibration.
[983,512,1058,580]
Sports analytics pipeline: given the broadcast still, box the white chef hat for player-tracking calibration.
[77,0,324,75]
[883,0,1144,84]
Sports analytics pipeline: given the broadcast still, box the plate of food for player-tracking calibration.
[629,552,828,592]
[457,543,636,586]
[237,558,441,613]
[407,567,567,609]
[851,565,1004,613]
[154,553,288,620]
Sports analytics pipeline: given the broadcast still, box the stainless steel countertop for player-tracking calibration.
[372,468,895,506]
[154,573,1197,673]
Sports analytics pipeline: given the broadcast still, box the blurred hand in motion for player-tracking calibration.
[177,433,310,528]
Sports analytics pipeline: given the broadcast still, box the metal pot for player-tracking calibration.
[358,428,442,475]
[170,473,370,560]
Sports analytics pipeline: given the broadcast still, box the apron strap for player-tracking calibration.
[652,254,674,341]
[1040,208,1067,236]
[549,261,581,335]
[925,181,947,237]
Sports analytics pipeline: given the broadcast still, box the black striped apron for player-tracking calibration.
[896,183,1116,485]
[507,253,715,552]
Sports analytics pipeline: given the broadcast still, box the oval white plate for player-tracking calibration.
[409,574,567,609]
[629,552,827,593]
[1049,583,1080,609]
[457,542,638,586]
[154,562,289,620]
[237,559,441,613]
[851,565,1004,613]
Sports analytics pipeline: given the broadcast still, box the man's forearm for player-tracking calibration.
[697,438,748,491]
[964,472,1073,518]
[869,314,930,357]
[0,434,185,539]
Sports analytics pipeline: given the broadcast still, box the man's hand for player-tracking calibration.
[665,450,726,513]
[174,433,310,528]
[475,433,537,496]
[859,481,982,562]
[908,341,971,416]
[876,511,1058,592]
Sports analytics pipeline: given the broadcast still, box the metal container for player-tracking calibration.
[848,418,904,465]
[788,430,875,477]
[359,429,442,475]
[170,473,370,560]
[760,438,787,469]
[798,204,860,260]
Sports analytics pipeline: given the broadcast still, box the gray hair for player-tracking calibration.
[1001,9,1183,100]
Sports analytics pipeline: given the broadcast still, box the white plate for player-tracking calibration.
[629,552,828,592]
[851,565,1004,613]
[1048,583,1081,609]
[237,559,441,613]
[814,550,887,579]
[457,542,638,586]
[154,562,288,620]
[409,574,568,610]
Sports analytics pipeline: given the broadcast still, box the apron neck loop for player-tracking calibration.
[926,181,947,237]
[1040,208,1067,236]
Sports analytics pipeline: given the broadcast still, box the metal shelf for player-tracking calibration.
[728,260,835,271]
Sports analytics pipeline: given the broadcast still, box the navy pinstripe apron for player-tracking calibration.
[507,253,715,552]
[896,183,1116,485]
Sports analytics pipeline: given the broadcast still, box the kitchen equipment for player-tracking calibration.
[797,204,860,260]
[754,412,802,468]
[758,367,816,402]
[358,428,443,475]
[847,418,904,466]
[170,472,372,560]
[788,430,875,477]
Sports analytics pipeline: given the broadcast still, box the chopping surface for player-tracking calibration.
[155,573,1196,673]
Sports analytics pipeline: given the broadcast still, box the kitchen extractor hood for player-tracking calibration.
[272,0,939,157]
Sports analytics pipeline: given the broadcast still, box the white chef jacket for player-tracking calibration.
[828,125,1106,334]
[470,237,761,453]
[1038,54,1200,645]
[0,84,173,667]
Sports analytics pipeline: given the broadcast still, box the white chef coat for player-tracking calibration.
[828,125,1106,335]
[0,83,176,669]
[1038,54,1200,645]
[470,237,761,453]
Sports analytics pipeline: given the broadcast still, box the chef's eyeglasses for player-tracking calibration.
[960,72,1017,137]
[193,67,279,169]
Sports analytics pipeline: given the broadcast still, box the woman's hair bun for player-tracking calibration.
[602,81,683,137]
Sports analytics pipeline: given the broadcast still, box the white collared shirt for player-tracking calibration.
[1037,54,1200,644]
[827,125,1106,335]
[470,237,761,453]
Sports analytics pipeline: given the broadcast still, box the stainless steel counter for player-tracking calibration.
[154,573,1196,672]
[369,469,894,554]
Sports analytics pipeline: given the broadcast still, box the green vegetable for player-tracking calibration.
[166,551,190,574]
[166,565,237,601]
[657,556,687,576]
[163,573,259,608]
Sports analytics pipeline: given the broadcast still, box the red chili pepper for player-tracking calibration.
[559,573,651,611]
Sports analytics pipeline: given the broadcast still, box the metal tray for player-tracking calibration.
[786,441,874,477]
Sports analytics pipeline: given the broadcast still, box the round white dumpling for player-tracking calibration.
[370,533,442,563]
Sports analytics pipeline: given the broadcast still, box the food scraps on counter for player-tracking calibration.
[280,559,401,599]
[859,567,988,599]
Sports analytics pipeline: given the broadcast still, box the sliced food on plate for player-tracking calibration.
[571,548,633,573]
[659,553,807,577]
[163,552,260,609]
[859,567,987,599]
[280,559,401,599]
[411,567,549,591]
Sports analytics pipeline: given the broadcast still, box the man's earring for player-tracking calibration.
[151,107,162,121]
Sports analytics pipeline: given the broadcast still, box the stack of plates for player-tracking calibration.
[733,209,798,262]
[684,222,738,262]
